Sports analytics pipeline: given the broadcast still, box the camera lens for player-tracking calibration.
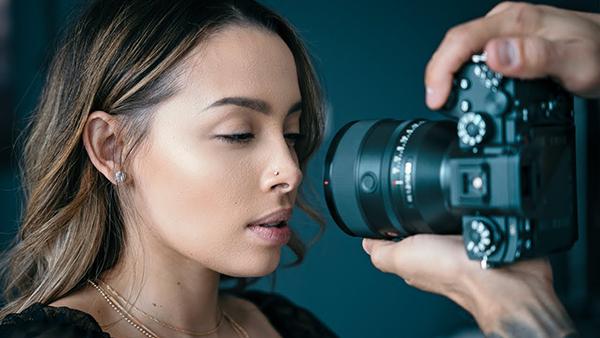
[324,119,461,239]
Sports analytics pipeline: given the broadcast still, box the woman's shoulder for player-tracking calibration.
[0,302,109,338]
[231,289,338,338]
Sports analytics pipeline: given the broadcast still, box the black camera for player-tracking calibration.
[323,55,577,267]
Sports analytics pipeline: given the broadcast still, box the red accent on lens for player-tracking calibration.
[324,180,329,185]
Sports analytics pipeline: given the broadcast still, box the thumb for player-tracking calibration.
[362,238,403,274]
[362,235,468,283]
[485,36,560,79]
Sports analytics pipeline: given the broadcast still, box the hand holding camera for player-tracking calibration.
[325,53,576,267]
[328,2,600,336]
[425,2,600,109]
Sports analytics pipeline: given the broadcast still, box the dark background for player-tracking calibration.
[1,1,599,337]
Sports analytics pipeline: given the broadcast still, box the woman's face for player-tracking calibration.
[129,25,303,277]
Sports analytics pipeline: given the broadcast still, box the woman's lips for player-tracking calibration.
[248,208,292,227]
[247,223,291,246]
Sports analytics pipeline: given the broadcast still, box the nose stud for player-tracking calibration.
[274,170,280,176]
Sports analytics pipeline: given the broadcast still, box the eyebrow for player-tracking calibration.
[203,96,302,116]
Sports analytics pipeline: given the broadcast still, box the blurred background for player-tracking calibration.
[0,0,598,337]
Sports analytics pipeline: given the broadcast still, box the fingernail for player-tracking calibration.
[362,239,372,255]
[497,39,519,67]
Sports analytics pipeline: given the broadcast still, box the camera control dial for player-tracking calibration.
[466,219,497,257]
[458,112,487,146]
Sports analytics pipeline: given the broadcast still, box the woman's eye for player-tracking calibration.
[216,133,305,145]
[217,133,255,144]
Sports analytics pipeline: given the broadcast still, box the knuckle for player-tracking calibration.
[582,45,600,88]
[490,1,516,15]
[444,25,468,45]
[523,38,549,71]
[370,241,406,275]
[370,249,387,272]
[571,65,600,94]
[509,3,541,31]
[585,67,600,93]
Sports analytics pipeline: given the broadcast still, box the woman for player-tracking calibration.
[0,0,594,337]
[0,0,334,336]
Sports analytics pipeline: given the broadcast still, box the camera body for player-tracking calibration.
[323,55,577,267]
[439,56,577,266]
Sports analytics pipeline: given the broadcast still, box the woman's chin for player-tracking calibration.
[221,250,282,278]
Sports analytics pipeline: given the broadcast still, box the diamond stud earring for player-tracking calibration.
[115,171,126,184]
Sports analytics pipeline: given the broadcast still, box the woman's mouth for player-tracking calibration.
[247,221,292,245]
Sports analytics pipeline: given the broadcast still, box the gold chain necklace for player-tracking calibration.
[88,280,249,338]
[88,280,159,338]
[100,280,224,336]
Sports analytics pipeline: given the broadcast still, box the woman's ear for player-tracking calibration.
[83,111,124,185]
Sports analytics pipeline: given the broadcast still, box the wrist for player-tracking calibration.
[448,262,503,332]
[451,263,577,337]
[427,256,494,330]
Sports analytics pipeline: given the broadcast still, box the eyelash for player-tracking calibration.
[218,133,305,145]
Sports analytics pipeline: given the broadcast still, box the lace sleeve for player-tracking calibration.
[0,303,110,338]
[238,290,339,338]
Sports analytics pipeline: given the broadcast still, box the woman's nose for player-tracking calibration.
[261,145,303,194]
[269,166,303,194]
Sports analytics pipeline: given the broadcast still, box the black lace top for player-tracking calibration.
[0,290,338,338]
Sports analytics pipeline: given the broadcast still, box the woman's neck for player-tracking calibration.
[100,229,223,335]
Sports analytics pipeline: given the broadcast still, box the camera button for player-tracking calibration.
[459,78,470,90]
[460,100,471,112]
[360,172,378,194]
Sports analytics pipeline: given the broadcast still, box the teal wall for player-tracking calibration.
[1,1,596,337]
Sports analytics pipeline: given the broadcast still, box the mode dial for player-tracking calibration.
[458,112,487,146]
[465,219,497,257]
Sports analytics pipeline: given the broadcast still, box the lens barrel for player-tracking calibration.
[324,119,461,239]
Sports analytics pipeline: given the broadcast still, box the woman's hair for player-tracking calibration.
[0,0,325,316]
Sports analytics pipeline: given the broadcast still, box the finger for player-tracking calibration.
[485,1,516,17]
[425,3,544,109]
[362,239,394,260]
[364,236,501,303]
[484,36,557,79]
[362,238,406,275]
[485,35,600,96]
[363,235,466,278]
[572,10,600,25]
